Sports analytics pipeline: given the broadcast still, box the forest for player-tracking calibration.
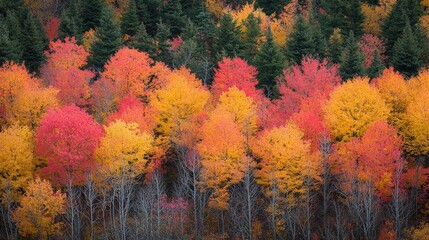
[1,0,429,239]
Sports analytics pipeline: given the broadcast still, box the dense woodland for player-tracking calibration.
[1,0,429,239]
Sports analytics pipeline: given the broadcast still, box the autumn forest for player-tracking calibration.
[1,0,429,239]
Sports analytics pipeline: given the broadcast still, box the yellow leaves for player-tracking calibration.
[82,29,97,52]
[216,87,258,135]
[229,2,269,33]
[13,177,65,239]
[198,109,246,209]
[0,125,34,203]
[324,77,389,142]
[206,0,224,19]
[95,120,153,177]
[253,123,312,205]
[362,0,396,35]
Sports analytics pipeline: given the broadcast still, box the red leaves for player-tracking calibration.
[359,34,386,67]
[36,105,104,185]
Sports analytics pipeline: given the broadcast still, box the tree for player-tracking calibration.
[80,0,104,33]
[254,27,284,98]
[87,7,121,71]
[13,177,65,240]
[240,12,261,63]
[21,12,46,73]
[339,32,365,81]
[0,20,21,64]
[130,23,155,55]
[4,10,23,62]
[358,34,386,67]
[367,49,385,78]
[120,0,139,38]
[320,0,364,38]
[324,77,390,142]
[255,0,290,15]
[58,0,81,40]
[285,15,314,65]
[160,0,187,37]
[0,125,34,202]
[41,37,93,106]
[154,21,172,64]
[198,108,246,210]
[95,120,153,177]
[328,28,343,64]
[212,57,263,101]
[390,21,423,77]
[35,105,104,185]
[213,13,242,59]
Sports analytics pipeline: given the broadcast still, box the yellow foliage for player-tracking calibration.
[82,29,97,52]
[95,120,153,177]
[229,2,269,34]
[13,177,65,240]
[206,0,224,20]
[362,0,396,35]
[271,2,296,47]
[198,109,246,209]
[0,125,34,203]
[405,223,429,240]
[216,87,258,135]
[324,77,389,141]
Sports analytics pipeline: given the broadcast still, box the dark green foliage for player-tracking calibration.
[391,21,423,77]
[136,0,162,36]
[240,13,261,64]
[255,28,284,98]
[80,0,104,33]
[195,7,216,53]
[382,0,423,56]
[328,30,344,64]
[161,0,187,37]
[320,0,364,38]
[59,0,81,40]
[0,19,21,64]
[87,7,121,71]
[154,21,172,64]
[120,0,140,37]
[131,23,155,56]
[213,13,242,60]
[367,49,385,79]
[255,0,290,16]
[285,15,325,64]
[180,0,205,20]
[0,0,24,16]
[339,32,365,81]
[4,10,23,58]
[21,12,46,73]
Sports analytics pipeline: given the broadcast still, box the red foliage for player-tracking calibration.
[212,57,263,101]
[44,17,60,41]
[168,35,183,51]
[90,77,119,122]
[358,34,387,67]
[36,105,104,185]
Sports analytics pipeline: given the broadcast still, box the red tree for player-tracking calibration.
[358,34,386,67]
[35,105,104,185]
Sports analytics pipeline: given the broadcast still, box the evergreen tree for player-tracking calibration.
[154,21,172,64]
[255,28,284,98]
[160,0,187,37]
[0,0,24,16]
[240,13,261,64]
[391,21,423,77]
[320,0,364,38]
[367,49,384,79]
[195,7,216,54]
[309,17,326,59]
[87,7,121,71]
[21,12,45,73]
[58,0,81,40]
[285,15,314,64]
[131,23,155,56]
[328,28,343,64]
[120,0,140,37]
[213,13,242,60]
[4,10,23,60]
[0,20,21,64]
[137,0,162,36]
[80,0,104,33]
[180,0,204,20]
[255,0,290,16]
[382,0,423,56]
[339,32,365,81]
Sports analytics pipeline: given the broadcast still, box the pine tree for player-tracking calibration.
[0,0,24,15]
[87,7,121,71]
[120,0,140,37]
[58,0,81,40]
[320,0,364,38]
[160,0,187,37]
[21,12,45,73]
[137,0,162,36]
[213,13,242,60]
[255,27,284,98]
[391,21,423,77]
[347,0,364,37]
[154,21,172,64]
[4,10,23,60]
[309,17,327,59]
[131,23,155,56]
[328,28,343,64]
[339,32,365,81]
[367,49,385,79]
[255,0,290,15]
[80,0,104,33]
[0,20,21,64]
[285,15,313,64]
[195,7,216,54]
[240,13,261,64]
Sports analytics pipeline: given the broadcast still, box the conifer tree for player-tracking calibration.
[21,12,45,73]
[137,0,162,36]
[367,49,385,78]
[58,0,81,40]
[0,20,21,64]
[255,27,284,98]
[80,0,104,33]
[131,23,155,56]
[154,21,172,64]
[240,13,261,64]
[339,32,365,81]
[120,0,140,37]
[255,0,290,15]
[285,15,314,64]
[160,0,187,37]
[213,13,242,60]
[4,11,23,60]
[87,7,121,71]
[391,21,423,77]
[328,28,343,64]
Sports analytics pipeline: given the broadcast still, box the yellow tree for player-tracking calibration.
[362,0,396,35]
[95,120,153,177]
[198,108,246,210]
[13,177,65,240]
[151,72,210,146]
[324,77,390,142]
[252,122,313,237]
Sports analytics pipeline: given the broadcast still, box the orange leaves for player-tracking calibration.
[13,177,65,239]
[324,77,389,142]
